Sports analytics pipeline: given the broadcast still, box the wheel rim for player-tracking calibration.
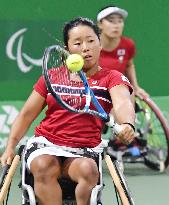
[135,96,169,169]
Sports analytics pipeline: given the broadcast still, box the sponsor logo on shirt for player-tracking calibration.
[52,84,84,95]
[91,81,98,85]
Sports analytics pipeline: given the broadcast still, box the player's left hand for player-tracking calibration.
[117,124,135,145]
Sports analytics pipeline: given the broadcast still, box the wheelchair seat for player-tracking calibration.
[19,141,107,205]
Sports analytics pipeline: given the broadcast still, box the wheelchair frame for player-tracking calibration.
[135,95,169,170]
[0,141,136,205]
[20,143,105,205]
[107,95,169,172]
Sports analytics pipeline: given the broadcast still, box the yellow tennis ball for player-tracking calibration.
[66,54,84,72]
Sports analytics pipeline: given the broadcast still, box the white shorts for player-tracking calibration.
[25,136,107,170]
[25,136,83,170]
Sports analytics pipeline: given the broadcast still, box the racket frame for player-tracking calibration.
[42,45,109,122]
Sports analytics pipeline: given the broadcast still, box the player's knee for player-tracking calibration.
[78,159,99,184]
[31,158,61,184]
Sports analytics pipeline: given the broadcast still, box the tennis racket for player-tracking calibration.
[42,44,120,132]
[0,155,20,204]
[42,45,136,205]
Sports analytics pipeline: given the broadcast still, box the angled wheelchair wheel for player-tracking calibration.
[135,95,169,171]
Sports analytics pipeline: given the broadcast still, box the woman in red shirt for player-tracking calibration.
[1,17,135,205]
[97,5,148,97]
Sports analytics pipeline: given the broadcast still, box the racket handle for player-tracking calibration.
[106,114,122,134]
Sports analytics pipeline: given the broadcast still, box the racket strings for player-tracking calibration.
[47,50,86,109]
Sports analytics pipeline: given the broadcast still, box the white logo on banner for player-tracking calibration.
[6,28,42,73]
[0,105,30,149]
[0,105,19,134]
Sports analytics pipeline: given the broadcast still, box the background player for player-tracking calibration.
[97,5,149,98]
[97,5,149,158]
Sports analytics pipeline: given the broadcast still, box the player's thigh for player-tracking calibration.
[63,157,99,183]
[30,155,62,179]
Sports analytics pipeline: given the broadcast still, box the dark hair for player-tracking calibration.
[63,17,100,47]
[97,5,116,14]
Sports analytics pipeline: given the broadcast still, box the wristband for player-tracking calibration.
[122,123,135,132]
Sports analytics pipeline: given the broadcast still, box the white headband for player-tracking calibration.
[97,7,128,21]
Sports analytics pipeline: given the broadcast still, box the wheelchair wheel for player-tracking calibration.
[135,95,169,171]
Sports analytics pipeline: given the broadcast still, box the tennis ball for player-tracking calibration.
[66,54,84,72]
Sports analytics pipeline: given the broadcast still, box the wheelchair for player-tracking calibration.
[18,141,135,205]
[0,142,136,205]
[106,95,169,172]
[20,142,105,205]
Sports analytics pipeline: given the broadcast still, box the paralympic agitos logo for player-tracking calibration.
[6,28,42,73]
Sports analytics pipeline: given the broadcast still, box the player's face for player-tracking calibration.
[67,25,101,71]
[98,14,124,38]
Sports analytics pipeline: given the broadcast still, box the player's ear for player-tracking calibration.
[97,21,102,30]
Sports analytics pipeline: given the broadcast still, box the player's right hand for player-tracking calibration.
[0,149,15,167]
